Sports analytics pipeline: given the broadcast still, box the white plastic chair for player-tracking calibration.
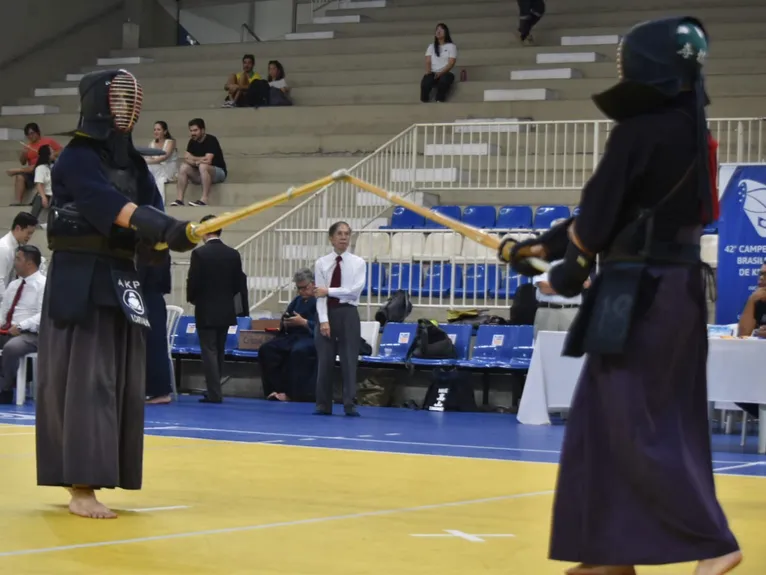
[15,352,37,406]
[701,235,718,268]
[387,232,425,261]
[419,232,463,260]
[166,305,184,400]
[335,320,381,362]
[355,233,391,260]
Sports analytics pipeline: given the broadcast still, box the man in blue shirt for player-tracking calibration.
[258,268,317,402]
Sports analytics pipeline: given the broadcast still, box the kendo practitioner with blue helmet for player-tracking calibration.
[499,18,742,575]
[35,69,197,519]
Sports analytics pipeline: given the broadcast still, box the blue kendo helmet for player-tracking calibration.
[592,16,709,121]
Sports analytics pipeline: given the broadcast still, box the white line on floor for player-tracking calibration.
[0,432,34,436]
[712,462,764,472]
[125,506,190,513]
[0,491,553,558]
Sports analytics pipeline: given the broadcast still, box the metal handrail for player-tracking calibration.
[241,22,261,43]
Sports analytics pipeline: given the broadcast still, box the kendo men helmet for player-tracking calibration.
[76,69,144,140]
[592,16,709,121]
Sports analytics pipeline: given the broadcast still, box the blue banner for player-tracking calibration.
[716,165,766,324]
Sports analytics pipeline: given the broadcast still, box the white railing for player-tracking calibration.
[231,117,763,313]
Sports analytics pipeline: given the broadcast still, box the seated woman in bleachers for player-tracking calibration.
[143,121,178,205]
[421,23,457,103]
[30,145,52,225]
[267,60,293,107]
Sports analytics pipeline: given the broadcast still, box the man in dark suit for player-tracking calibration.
[186,214,248,403]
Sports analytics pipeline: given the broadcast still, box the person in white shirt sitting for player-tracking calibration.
[313,221,367,416]
[0,212,38,304]
[143,121,178,204]
[267,60,292,107]
[30,145,53,226]
[421,23,458,103]
[532,258,590,338]
[0,245,45,404]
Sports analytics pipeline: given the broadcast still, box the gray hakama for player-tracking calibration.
[549,265,740,565]
[35,277,147,490]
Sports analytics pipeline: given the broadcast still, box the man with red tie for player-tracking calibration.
[313,221,366,416]
[0,245,45,404]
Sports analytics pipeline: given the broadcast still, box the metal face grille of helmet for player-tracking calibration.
[108,71,143,133]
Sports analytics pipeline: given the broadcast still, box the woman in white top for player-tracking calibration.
[143,121,178,204]
[421,23,458,103]
[267,60,293,107]
[30,144,53,227]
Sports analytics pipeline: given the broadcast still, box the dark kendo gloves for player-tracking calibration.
[548,242,594,298]
[129,205,197,253]
[497,217,573,276]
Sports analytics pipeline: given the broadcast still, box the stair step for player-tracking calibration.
[313,15,361,24]
[424,143,498,156]
[35,87,78,97]
[452,118,532,134]
[483,88,555,102]
[96,56,153,66]
[337,0,385,8]
[561,34,620,46]
[0,128,25,140]
[66,74,84,82]
[356,191,438,207]
[536,52,602,64]
[0,105,59,116]
[391,168,465,184]
[285,31,335,40]
[510,68,580,80]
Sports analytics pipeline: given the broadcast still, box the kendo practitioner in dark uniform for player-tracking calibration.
[35,69,197,519]
[499,18,742,575]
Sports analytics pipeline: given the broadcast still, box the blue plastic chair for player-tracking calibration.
[496,205,533,229]
[374,263,421,297]
[171,316,201,355]
[224,321,242,354]
[382,206,425,229]
[229,316,263,359]
[361,262,385,296]
[462,205,496,228]
[425,205,462,229]
[456,325,518,369]
[409,323,473,367]
[572,206,580,217]
[412,263,459,298]
[533,205,571,229]
[703,221,718,235]
[453,264,488,299]
[362,322,418,365]
[488,268,531,299]
[509,325,535,369]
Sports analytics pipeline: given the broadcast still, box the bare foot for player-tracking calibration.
[695,551,743,575]
[68,488,117,519]
[146,394,172,405]
[566,566,636,575]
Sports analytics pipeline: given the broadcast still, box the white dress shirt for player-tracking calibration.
[0,232,20,301]
[532,259,583,305]
[0,270,46,333]
[314,250,366,323]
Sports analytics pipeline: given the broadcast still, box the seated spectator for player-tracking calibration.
[30,145,52,226]
[421,23,457,103]
[267,60,292,107]
[735,263,766,418]
[143,121,178,204]
[223,53,270,108]
[171,118,227,207]
[258,268,318,402]
[517,0,545,45]
[0,245,45,404]
[6,123,61,206]
[0,212,38,303]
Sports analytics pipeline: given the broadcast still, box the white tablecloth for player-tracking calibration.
[518,331,766,452]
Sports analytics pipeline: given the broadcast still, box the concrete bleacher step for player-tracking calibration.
[561,35,620,46]
[95,56,153,66]
[285,31,335,40]
[536,52,604,64]
[0,105,59,116]
[313,15,362,24]
[0,128,25,140]
[337,0,385,8]
[510,68,581,80]
[66,74,84,82]
[483,89,556,102]
[34,87,78,97]
[453,118,533,134]
[355,191,439,207]
[391,168,467,184]
[424,143,499,156]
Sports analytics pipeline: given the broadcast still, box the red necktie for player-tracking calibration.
[328,255,342,308]
[2,280,25,330]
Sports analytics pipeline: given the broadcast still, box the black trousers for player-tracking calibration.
[258,334,317,401]
[517,0,546,38]
[144,291,173,398]
[198,327,228,401]
[420,72,454,102]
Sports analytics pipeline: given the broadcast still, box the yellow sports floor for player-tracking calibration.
[1,423,765,574]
